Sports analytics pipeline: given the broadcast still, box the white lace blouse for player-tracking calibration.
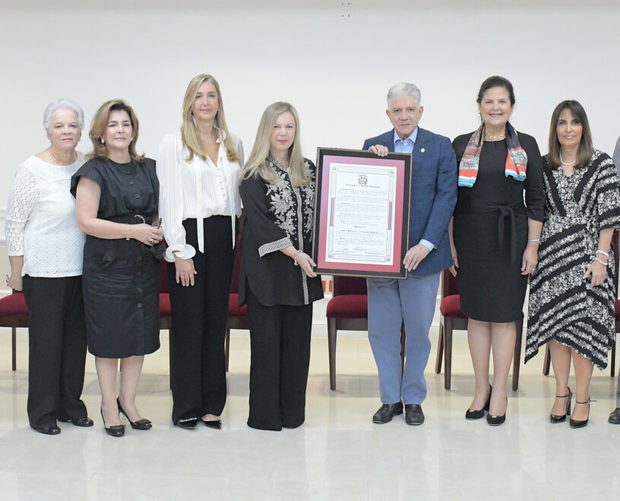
[6,153,86,277]
[157,130,243,262]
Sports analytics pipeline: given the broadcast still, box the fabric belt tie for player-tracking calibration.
[497,205,518,263]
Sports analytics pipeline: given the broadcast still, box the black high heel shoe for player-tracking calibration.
[487,396,507,426]
[117,398,152,430]
[100,408,125,437]
[570,399,591,429]
[465,385,492,420]
[550,388,572,423]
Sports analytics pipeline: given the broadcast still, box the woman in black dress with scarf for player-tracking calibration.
[73,99,164,436]
[450,76,544,425]
[239,102,323,431]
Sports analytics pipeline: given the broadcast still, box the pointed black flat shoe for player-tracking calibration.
[550,388,572,424]
[31,423,61,435]
[202,419,222,430]
[609,407,620,424]
[117,398,152,430]
[175,417,199,430]
[58,416,94,427]
[100,408,125,437]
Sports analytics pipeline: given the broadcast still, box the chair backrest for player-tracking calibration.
[230,217,245,294]
[159,260,169,293]
[441,270,459,298]
[333,275,367,296]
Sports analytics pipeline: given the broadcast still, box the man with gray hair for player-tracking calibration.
[363,82,457,425]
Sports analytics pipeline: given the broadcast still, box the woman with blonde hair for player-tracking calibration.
[157,74,243,430]
[73,99,163,437]
[239,101,323,431]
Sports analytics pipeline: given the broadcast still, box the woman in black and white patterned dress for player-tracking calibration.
[526,100,620,428]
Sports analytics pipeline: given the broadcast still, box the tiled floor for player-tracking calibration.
[1,298,619,500]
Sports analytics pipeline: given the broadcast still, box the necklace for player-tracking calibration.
[560,152,576,166]
[485,133,505,141]
[201,129,219,144]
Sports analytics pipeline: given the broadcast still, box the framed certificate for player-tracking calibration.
[312,148,412,278]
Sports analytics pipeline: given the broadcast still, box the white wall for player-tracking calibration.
[1,0,619,239]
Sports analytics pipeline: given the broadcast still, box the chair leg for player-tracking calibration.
[444,319,453,390]
[12,327,17,371]
[542,344,551,376]
[512,316,523,391]
[611,342,616,378]
[328,318,337,391]
[435,320,444,374]
[225,328,230,373]
[400,323,405,377]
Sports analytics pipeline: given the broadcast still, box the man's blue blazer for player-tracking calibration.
[362,128,457,277]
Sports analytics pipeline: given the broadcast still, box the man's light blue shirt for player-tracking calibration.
[393,128,434,251]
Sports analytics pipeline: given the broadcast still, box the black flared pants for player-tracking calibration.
[22,275,88,428]
[246,286,312,431]
[168,217,233,423]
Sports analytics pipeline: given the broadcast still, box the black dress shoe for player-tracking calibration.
[59,416,94,427]
[31,423,61,435]
[550,388,572,424]
[175,417,199,430]
[609,408,620,424]
[100,409,125,437]
[117,398,152,430]
[487,397,507,426]
[465,385,492,420]
[405,404,425,425]
[569,399,590,429]
[372,402,403,424]
[202,419,222,430]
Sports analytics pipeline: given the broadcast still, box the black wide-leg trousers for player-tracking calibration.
[246,285,313,431]
[22,275,88,428]
[168,217,233,423]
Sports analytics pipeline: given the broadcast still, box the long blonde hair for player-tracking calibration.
[242,102,308,187]
[89,99,144,162]
[180,74,239,163]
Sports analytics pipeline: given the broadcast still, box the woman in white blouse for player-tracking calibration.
[157,74,243,429]
[6,99,92,435]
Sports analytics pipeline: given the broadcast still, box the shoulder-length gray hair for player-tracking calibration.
[241,102,308,187]
[43,99,84,132]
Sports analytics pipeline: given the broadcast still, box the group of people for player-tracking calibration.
[5,73,620,436]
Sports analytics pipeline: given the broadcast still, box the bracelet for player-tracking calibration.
[125,224,131,241]
[528,239,540,244]
[293,249,302,266]
[596,249,609,258]
[594,257,608,266]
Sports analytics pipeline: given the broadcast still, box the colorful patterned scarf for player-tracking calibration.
[458,122,528,188]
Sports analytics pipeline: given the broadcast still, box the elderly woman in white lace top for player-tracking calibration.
[5,99,92,435]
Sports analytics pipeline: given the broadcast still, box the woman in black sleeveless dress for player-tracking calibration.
[73,99,164,437]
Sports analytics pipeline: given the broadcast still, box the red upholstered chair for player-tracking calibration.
[435,270,523,391]
[326,276,405,391]
[224,230,249,372]
[0,290,29,371]
[543,230,619,377]
[157,259,174,388]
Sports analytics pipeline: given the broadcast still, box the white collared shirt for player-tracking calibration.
[157,130,243,261]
